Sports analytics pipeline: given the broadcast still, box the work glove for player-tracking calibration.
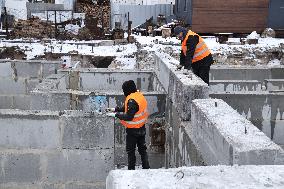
[106,108,116,112]
[106,112,116,118]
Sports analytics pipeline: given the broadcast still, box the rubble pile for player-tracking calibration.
[10,17,56,39]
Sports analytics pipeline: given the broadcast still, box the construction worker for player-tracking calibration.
[173,26,214,85]
[106,80,150,170]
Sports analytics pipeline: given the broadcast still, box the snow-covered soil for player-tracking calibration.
[0,34,283,69]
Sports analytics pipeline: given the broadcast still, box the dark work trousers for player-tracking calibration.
[191,62,211,85]
[126,125,150,170]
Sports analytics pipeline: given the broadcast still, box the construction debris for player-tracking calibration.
[10,17,55,39]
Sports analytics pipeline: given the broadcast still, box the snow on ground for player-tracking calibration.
[0,33,283,69]
[107,165,284,189]
[0,40,137,60]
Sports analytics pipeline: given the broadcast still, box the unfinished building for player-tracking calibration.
[0,43,284,188]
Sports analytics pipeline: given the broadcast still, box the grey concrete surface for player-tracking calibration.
[209,80,262,93]
[210,92,284,145]
[192,99,284,165]
[210,65,284,82]
[265,79,284,91]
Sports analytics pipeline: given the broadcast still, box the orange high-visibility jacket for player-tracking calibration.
[120,91,148,128]
[182,30,211,63]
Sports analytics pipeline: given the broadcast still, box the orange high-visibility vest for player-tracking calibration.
[120,91,148,128]
[182,30,211,63]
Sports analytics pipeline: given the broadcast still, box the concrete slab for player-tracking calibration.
[106,165,284,189]
[191,99,284,165]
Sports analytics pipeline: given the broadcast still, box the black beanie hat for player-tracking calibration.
[122,80,137,97]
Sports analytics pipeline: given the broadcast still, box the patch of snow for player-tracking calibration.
[107,165,284,189]
[267,59,281,67]
[247,31,260,39]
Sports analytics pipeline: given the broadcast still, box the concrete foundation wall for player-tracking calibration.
[210,92,284,145]
[192,99,284,165]
[0,60,60,110]
[0,110,114,188]
[155,53,209,168]
[210,65,284,82]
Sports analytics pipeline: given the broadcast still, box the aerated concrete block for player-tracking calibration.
[0,153,41,183]
[61,115,114,149]
[191,99,284,165]
[0,96,13,109]
[45,149,114,183]
[0,117,60,149]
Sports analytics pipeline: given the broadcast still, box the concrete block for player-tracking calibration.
[0,153,41,183]
[80,72,153,92]
[271,67,284,79]
[61,115,114,149]
[210,66,272,82]
[42,63,59,77]
[0,117,60,149]
[168,71,209,121]
[0,95,13,109]
[14,62,42,78]
[30,92,71,111]
[99,40,114,46]
[265,79,284,91]
[191,99,284,165]
[0,78,27,95]
[64,183,105,189]
[26,79,41,94]
[0,62,12,77]
[45,149,114,183]
[209,80,262,93]
[13,95,31,110]
[106,165,284,189]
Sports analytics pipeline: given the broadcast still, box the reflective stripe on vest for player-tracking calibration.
[120,91,148,128]
[181,30,211,63]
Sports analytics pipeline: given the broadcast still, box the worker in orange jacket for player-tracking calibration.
[106,80,150,170]
[174,26,214,85]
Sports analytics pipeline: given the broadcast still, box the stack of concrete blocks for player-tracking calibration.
[154,52,209,167]
[191,99,284,165]
[0,60,60,110]
[0,109,114,188]
[30,69,168,169]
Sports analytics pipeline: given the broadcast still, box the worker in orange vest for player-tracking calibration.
[173,26,214,85]
[106,80,150,170]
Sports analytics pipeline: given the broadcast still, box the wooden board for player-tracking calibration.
[191,0,270,33]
